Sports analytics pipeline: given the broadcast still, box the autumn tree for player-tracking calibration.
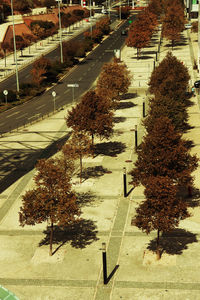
[132,176,190,259]
[148,51,190,102]
[13,0,33,13]
[148,0,162,16]
[144,93,189,133]
[96,17,110,35]
[191,21,198,33]
[130,117,198,189]
[66,90,114,146]
[31,55,51,86]
[126,9,157,58]
[96,60,131,107]
[161,2,185,49]
[1,41,10,67]
[62,131,92,183]
[22,33,37,54]
[19,158,80,256]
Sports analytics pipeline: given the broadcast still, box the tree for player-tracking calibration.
[66,90,114,146]
[132,176,190,259]
[19,158,80,256]
[22,33,37,54]
[191,21,198,33]
[130,117,198,189]
[96,60,131,106]
[126,9,157,58]
[96,17,110,35]
[13,0,33,13]
[144,93,189,133]
[148,52,190,101]
[161,2,185,49]
[31,55,51,86]
[1,41,10,67]
[62,131,92,183]
[148,0,162,16]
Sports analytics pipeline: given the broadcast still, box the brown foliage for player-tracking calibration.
[144,93,189,133]
[19,158,80,256]
[96,60,132,105]
[62,131,92,183]
[148,52,190,100]
[130,117,198,188]
[31,55,51,85]
[66,90,114,145]
[132,175,190,258]
[126,9,157,57]
[161,2,185,48]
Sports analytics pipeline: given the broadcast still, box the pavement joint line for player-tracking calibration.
[115,281,200,290]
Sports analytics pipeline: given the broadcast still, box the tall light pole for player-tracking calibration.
[89,0,92,34]
[56,0,63,64]
[10,0,19,92]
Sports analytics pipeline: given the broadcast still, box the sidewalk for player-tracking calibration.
[0,27,200,300]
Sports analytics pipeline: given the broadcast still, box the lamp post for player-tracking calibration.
[52,91,56,112]
[10,0,19,92]
[3,89,8,106]
[56,0,63,64]
[119,3,121,20]
[101,242,107,284]
[123,167,127,197]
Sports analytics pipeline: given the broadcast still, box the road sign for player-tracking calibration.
[67,84,79,88]
[3,90,8,95]
[52,91,56,97]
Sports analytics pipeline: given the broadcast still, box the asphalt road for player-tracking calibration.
[0,15,136,134]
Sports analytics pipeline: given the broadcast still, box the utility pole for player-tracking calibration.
[10,0,19,92]
[56,0,63,64]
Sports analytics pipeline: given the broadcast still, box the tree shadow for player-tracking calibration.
[120,92,138,100]
[147,228,198,255]
[117,101,136,109]
[185,188,200,208]
[113,116,126,123]
[94,141,126,157]
[80,165,111,181]
[76,191,97,208]
[39,218,99,254]
[137,55,154,60]
[142,50,156,55]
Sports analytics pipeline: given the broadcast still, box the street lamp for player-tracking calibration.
[119,3,121,20]
[52,91,56,112]
[56,0,63,64]
[101,242,107,284]
[10,0,19,92]
[3,89,8,106]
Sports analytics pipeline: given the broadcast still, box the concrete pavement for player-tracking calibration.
[0,25,200,300]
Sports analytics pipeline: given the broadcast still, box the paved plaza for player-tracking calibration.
[0,22,200,300]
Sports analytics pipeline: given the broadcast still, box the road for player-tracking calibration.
[0,15,135,134]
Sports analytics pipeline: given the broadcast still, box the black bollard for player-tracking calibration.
[143,101,145,118]
[123,167,127,197]
[135,125,138,148]
[102,242,107,284]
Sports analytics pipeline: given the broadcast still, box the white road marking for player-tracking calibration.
[64,90,70,95]
[36,104,45,110]
[5,111,19,118]
[16,113,28,120]
[0,123,5,126]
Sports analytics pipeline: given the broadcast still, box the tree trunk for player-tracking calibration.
[156,229,161,260]
[80,153,82,183]
[49,220,54,256]
[188,185,192,197]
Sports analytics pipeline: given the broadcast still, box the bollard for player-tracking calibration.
[101,242,107,284]
[143,101,145,118]
[135,125,138,148]
[123,167,127,197]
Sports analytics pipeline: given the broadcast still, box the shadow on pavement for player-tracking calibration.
[0,132,71,193]
[147,228,198,256]
[113,116,126,123]
[80,165,111,181]
[120,92,138,100]
[39,218,99,254]
[94,141,126,157]
[117,101,136,109]
[76,191,97,208]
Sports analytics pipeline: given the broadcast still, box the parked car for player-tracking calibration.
[194,80,200,88]
[185,23,192,29]
[101,9,108,14]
